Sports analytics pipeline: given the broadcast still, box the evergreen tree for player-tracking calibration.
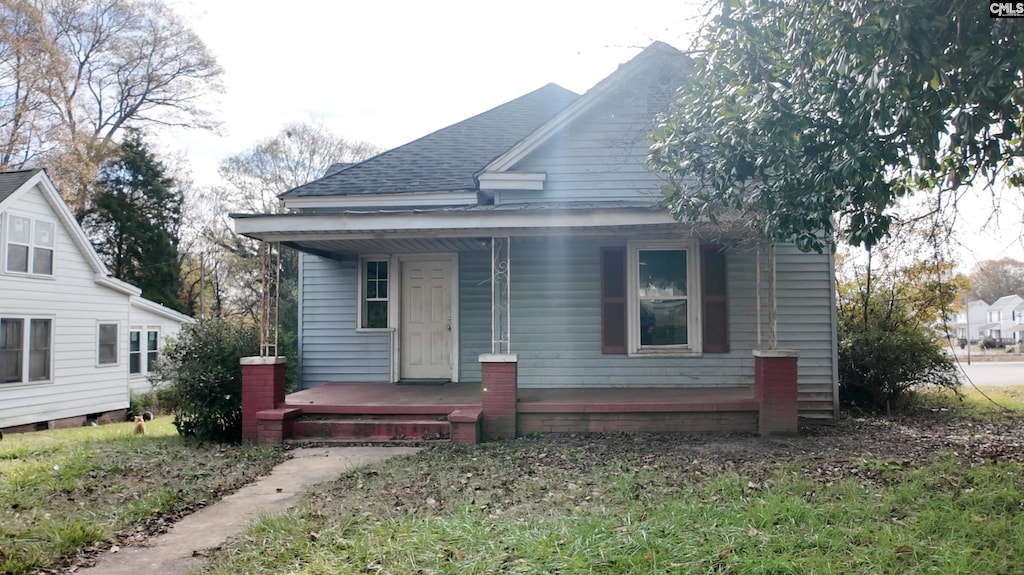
[83,129,185,311]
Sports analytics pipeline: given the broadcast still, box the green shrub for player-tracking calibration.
[839,328,960,413]
[151,318,259,443]
[128,390,162,417]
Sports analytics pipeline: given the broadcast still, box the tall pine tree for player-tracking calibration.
[83,130,185,311]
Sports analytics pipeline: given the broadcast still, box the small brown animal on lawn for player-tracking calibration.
[133,415,146,435]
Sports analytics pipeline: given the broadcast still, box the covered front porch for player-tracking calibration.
[242,351,796,444]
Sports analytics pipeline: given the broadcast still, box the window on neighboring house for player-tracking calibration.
[601,242,728,356]
[1,316,52,384]
[360,259,389,329]
[129,330,141,374]
[130,328,161,375]
[147,330,159,371]
[5,214,55,276]
[98,323,118,365]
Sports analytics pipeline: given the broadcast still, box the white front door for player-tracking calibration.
[400,258,453,379]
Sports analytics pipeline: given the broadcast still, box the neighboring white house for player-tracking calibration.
[989,294,1024,344]
[947,299,990,343]
[0,169,193,432]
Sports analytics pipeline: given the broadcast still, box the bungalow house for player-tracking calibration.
[0,169,193,432]
[233,42,839,442]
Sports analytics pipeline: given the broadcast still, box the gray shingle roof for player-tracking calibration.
[0,168,42,204]
[281,83,578,198]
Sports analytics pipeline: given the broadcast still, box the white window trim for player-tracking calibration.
[0,314,55,385]
[2,211,57,278]
[97,321,120,367]
[129,326,161,376]
[356,255,396,333]
[626,240,702,357]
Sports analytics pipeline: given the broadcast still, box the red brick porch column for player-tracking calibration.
[480,353,518,440]
[241,356,286,443]
[754,349,798,436]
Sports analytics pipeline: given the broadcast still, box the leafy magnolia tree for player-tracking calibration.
[836,218,968,412]
[0,0,223,215]
[82,129,185,311]
[649,0,1024,253]
[968,257,1024,303]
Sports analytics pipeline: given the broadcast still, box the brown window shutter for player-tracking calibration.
[601,247,627,354]
[702,245,729,353]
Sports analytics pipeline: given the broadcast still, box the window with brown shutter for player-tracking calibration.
[601,247,626,354]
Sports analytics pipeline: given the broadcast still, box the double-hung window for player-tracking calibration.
[98,323,119,365]
[130,328,161,375]
[5,213,55,276]
[1,316,52,384]
[601,242,728,356]
[359,258,390,329]
[628,241,699,354]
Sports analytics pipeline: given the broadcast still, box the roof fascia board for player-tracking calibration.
[96,274,141,296]
[132,296,196,323]
[283,191,477,210]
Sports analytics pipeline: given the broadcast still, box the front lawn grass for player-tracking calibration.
[0,416,284,575]
[200,429,1024,574]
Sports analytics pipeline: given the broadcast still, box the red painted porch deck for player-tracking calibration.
[284,382,758,413]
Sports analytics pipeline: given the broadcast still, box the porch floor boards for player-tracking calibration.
[283,383,757,414]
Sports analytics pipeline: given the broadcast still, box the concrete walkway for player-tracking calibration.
[81,446,420,575]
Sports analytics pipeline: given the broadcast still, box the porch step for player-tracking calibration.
[292,415,450,441]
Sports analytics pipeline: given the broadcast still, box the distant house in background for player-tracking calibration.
[948,299,990,343]
[988,294,1024,344]
[0,169,193,433]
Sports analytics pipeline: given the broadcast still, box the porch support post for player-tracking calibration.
[491,236,511,354]
[479,353,518,439]
[241,356,286,443]
[754,349,799,436]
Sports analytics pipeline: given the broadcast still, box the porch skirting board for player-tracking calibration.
[517,411,758,435]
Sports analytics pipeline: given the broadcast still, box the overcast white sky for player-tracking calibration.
[163,0,1024,267]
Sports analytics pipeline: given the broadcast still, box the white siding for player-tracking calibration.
[0,183,132,428]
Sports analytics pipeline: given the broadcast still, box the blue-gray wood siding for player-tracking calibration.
[458,250,491,382]
[503,82,666,204]
[298,253,390,387]
[507,238,757,386]
[773,245,839,417]
[297,240,837,418]
[502,238,836,419]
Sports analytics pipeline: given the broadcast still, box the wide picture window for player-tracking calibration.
[1,317,52,383]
